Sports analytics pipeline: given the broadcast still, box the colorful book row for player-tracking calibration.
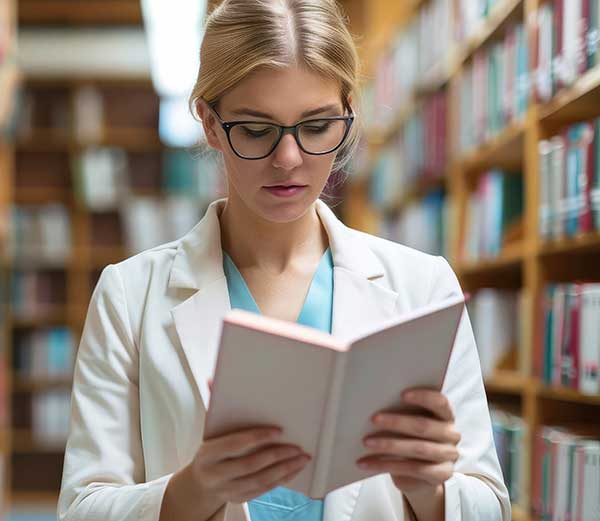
[14,327,75,379]
[537,283,600,395]
[458,20,529,153]
[532,0,600,103]
[533,426,600,521]
[462,170,523,261]
[538,120,600,240]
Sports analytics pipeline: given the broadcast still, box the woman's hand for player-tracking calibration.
[356,388,461,496]
[190,426,311,505]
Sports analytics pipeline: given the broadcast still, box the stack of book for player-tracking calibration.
[538,121,600,240]
[532,0,600,103]
[9,204,72,265]
[32,389,72,448]
[72,147,129,211]
[379,190,449,258]
[537,284,600,395]
[532,426,600,521]
[468,289,521,378]
[14,327,74,380]
[458,21,529,153]
[462,170,523,261]
[454,0,505,45]
[489,407,528,507]
[361,0,451,133]
[11,270,66,319]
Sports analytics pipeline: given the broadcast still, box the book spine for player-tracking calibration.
[310,352,349,498]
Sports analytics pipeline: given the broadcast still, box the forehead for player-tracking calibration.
[218,66,342,120]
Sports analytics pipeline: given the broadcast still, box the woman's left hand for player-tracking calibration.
[356,388,461,496]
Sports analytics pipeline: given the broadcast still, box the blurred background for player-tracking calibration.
[1,0,600,519]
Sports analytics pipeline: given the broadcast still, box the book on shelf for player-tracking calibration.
[489,407,529,509]
[73,85,104,144]
[204,295,465,499]
[462,170,523,261]
[458,21,529,153]
[9,204,72,265]
[72,147,129,211]
[11,270,66,320]
[32,389,71,448]
[532,425,600,521]
[378,189,450,258]
[468,289,521,379]
[537,283,600,395]
[539,119,600,240]
[14,327,75,380]
[361,0,450,133]
[533,0,600,103]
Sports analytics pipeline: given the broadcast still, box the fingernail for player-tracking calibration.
[357,461,369,469]
[404,391,416,401]
[364,439,377,448]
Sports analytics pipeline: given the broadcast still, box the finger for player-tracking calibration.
[401,389,454,422]
[234,462,307,503]
[208,378,214,392]
[360,438,459,463]
[214,444,306,482]
[201,427,282,465]
[357,459,454,486]
[228,454,310,499]
[369,414,461,444]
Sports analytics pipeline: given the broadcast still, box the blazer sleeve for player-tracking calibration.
[430,256,512,521]
[57,264,173,521]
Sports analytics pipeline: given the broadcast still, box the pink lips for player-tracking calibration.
[263,185,307,198]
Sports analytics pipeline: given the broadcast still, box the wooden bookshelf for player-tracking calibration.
[1,0,19,512]
[18,0,143,26]
[343,0,600,518]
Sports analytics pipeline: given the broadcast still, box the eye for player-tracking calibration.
[240,124,276,138]
[302,121,333,134]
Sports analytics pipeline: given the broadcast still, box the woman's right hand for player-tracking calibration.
[189,427,312,504]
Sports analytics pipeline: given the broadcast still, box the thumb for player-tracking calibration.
[207,377,213,392]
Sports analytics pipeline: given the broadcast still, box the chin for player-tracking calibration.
[253,191,317,224]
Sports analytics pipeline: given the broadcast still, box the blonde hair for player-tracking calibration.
[189,0,361,179]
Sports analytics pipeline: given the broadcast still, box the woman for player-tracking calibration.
[58,1,511,520]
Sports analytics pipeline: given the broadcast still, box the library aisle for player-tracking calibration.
[1,0,599,520]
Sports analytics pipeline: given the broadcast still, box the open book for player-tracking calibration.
[203,294,465,499]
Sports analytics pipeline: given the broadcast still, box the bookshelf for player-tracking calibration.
[1,0,19,515]
[5,69,223,502]
[344,0,600,519]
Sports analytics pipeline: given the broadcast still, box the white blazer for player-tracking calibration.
[58,197,511,521]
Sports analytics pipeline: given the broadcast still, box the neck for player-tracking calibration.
[218,194,329,273]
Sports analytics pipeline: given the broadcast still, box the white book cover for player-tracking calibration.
[579,284,600,395]
[204,295,465,498]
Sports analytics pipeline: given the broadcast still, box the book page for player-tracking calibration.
[325,298,464,493]
[203,319,339,497]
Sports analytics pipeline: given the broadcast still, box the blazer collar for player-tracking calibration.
[168,197,385,292]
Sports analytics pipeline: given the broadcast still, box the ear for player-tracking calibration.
[196,99,224,152]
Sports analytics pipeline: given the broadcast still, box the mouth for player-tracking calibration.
[264,184,308,188]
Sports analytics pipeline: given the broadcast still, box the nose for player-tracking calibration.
[271,133,303,170]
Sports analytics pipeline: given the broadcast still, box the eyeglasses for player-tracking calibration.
[204,101,354,160]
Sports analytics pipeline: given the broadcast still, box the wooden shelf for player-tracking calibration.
[88,246,128,269]
[484,370,529,396]
[75,127,163,151]
[13,376,72,393]
[10,307,69,329]
[388,175,446,215]
[511,504,531,521]
[454,0,524,67]
[536,384,600,406]
[457,120,526,173]
[11,429,66,454]
[539,65,600,124]
[16,129,71,151]
[537,232,600,256]
[14,186,71,205]
[9,490,59,506]
[18,0,143,26]
[457,242,524,277]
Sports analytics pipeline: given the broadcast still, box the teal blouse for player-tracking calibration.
[222,247,334,521]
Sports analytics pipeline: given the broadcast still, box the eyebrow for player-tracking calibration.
[229,104,341,120]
